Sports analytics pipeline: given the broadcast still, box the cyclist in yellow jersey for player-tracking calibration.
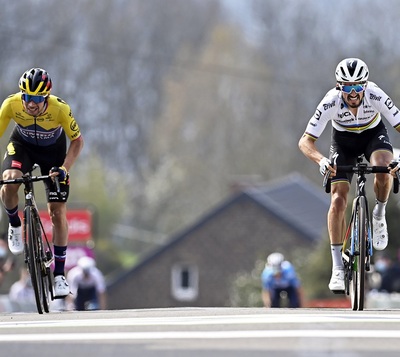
[0,68,84,297]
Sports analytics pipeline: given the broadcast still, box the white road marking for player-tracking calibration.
[0,330,399,342]
[1,313,400,329]
[1,313,400,343]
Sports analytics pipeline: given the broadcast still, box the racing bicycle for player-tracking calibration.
[323,156,399,311]
[0,165,60,314]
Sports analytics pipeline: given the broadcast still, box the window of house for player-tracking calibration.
[171,263,199,301]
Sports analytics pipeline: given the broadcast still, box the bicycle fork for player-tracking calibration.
[342,197,360,295]
[22,195,34,267]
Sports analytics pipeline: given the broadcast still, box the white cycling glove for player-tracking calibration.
[319,157,331,176]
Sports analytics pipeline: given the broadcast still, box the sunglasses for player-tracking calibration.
[339,83,366,94]
[21,94,46,104]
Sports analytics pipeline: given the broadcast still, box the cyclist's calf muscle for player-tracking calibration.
[328,182,349,245]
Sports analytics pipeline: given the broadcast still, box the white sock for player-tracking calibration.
[373,200,387,218]
[331,244,343,270]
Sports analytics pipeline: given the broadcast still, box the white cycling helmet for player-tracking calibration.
[267,252,284,266]
[335,58,369,83]
[78,256,96,272]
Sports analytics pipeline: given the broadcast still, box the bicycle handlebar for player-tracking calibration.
[328,165,393,174]
[0,175,60,192]
[323,164,400,194]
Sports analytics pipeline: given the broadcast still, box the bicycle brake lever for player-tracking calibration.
[394,171,400,194]
[54,176,61,193]
[388,161,400,194]
[323,171,331,193]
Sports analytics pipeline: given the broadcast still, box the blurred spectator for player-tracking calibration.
[0,238,15,286]
[67,256,107,310]
[261,252,302,308]
[9,267,36,312]
[373,253,400,293]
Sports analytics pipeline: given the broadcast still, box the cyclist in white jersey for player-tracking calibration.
[299,58,400,293]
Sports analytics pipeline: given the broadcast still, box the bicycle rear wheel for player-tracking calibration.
[25,206,51,314]
[350,196,367,311]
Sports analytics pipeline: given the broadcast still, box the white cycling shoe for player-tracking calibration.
[328,267,345,293]
[54,275,70,298]
[373,215,388,251]
[8,224,24,255]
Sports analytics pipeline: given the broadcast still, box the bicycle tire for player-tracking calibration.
[351,197,367,311]
[37,227,51,313]
[33,208,51,313]
[25,206,50,314]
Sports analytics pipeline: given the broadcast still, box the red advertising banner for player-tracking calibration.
[39,209,93,242]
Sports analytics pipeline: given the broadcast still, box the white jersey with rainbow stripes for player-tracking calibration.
[304,81,400,139]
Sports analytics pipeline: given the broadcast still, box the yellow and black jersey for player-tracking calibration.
[0,93,81,146]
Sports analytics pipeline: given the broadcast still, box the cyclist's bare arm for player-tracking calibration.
[63,136,84,172]
[298,134,336,175]
[49,136,84,180]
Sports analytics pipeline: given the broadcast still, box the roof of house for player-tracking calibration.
[244,171,330,242]
[107,171,329,286]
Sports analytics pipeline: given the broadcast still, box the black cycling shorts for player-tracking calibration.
[329,121,393,183]
[2,130,69,203]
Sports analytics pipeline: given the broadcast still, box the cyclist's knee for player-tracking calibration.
[2,169,22,180]
[370,150,393,166]
[330,183,349,211]
[48,203,67,222]
[330,193,347,213]
[0,180,19,200]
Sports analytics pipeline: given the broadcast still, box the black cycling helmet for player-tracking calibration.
[19,68,52,95]
[335,58,369,83]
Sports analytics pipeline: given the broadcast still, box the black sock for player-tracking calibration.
[53,245,67,276]
[5,206,21,227]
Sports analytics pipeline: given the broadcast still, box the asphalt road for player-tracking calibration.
[0,307,400,356]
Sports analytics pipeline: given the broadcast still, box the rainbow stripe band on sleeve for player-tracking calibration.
[304,132,318,141]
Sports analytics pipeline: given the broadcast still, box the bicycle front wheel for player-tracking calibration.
[25,206,51,314]
[350,196,367,311]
